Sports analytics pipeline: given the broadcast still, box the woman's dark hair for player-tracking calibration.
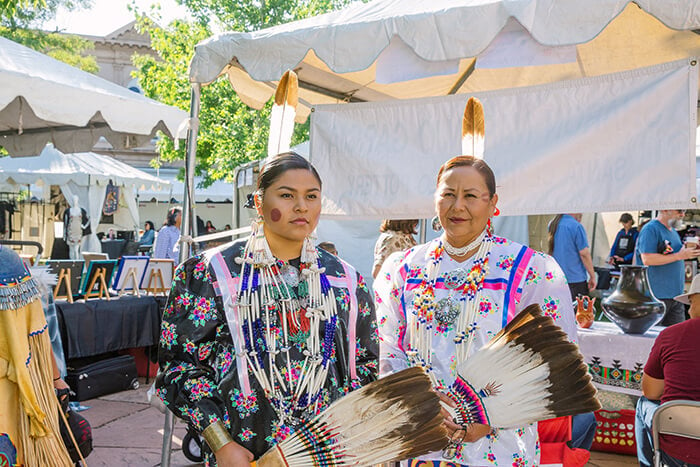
[380,219,419,235]
[619,213,634,225]
[166,206,182,226]
[547,214,564,255]
[436,156,496,197]
[257,152,322,194]
[145,220,154,230]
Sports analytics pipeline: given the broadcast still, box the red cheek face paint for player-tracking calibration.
[270,208,282,222]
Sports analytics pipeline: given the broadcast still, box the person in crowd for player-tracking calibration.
[317,240,338,256]
[548,213,597,300]
[372,219,418,278]
[153,207,182,261]
[0,245,73,466]
[139,220,155,247]
[374,156,578,466]
[224,224,232,231]
[634,209,700,325]
[205,220,217,233]
[607,213,638,269]
[635,273,700,467]
[156,153,378,466]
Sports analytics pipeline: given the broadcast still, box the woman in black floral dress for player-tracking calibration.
[157,153,379,466]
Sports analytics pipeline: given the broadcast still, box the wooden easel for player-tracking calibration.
[84,267,110,301]
[118,267,142,297]
[144,268,168,295]
[53,267,74,303]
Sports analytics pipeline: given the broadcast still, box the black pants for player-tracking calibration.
[659,298,687,326]
[568,281,590,301]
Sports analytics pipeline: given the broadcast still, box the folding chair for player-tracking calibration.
[652,400,700,467]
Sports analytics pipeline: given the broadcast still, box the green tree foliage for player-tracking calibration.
[133,0,361,186]
[0,0,98,73]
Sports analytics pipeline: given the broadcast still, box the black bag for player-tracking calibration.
[66,355,139,401]
[57,388,93,462]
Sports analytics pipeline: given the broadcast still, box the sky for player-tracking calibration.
[44,0,190,36]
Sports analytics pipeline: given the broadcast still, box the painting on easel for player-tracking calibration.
[142,259,175,295]
[79,259,117,300]
[46,260,84,303]
[112,256,150,296]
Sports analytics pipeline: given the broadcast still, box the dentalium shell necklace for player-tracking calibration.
[409,229,492,385]
[233,219,338,426]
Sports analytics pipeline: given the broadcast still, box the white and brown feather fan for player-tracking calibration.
[267,70,298,159]
[446,304,601,429]
[254,367,448,466]
[462,96,485,158]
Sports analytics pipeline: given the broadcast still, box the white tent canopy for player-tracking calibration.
[190,1,700,119]
[185,0,700,218]
[0,145,170,251]
[136,168,234,203]
[0,36,188,156]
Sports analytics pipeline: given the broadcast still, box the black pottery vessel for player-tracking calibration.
[601,265,665,334]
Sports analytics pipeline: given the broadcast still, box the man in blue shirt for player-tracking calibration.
[549,213,596,300]
[635,209,700,325]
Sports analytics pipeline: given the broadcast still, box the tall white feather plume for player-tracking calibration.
[29,265,58,296]
[267,70,298,159]
[446,304,600,429]
[254,367,447,466]
[462,96,485,158]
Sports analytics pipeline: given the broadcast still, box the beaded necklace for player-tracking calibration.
[408,230,493,384]
[233,221,338,427]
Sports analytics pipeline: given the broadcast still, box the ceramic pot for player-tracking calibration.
[575,296,595,328]
[601,265,665,334]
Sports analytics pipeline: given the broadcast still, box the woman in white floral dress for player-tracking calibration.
[374,156,577,467]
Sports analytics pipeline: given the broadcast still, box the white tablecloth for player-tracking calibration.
[577,321,663,396]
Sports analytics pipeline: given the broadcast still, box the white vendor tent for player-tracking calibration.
[0,145,169,252]
[0,36,188,157]
[184,0,700,220]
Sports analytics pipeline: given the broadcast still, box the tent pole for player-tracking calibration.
[160,83,201,467]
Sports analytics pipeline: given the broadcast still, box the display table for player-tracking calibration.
[578,321,662,396]
[56,295,161,359]
[101,239,126,259]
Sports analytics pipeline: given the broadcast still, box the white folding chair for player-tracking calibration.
[652,400,700,467]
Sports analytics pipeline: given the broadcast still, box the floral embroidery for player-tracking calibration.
[188,297,216,327]
[511,453,527,467]
[545,271,555,281]
[496,255,515,271]
[192,258,213,283]
[265,423,291,445]
[238,428,256,442]
[183,339,196,354]
[184,378,214,401]
[218,351,234,377]
[161,322,178,350]
[359,302,372,317]
[179,406,204,429]
[198,342,213,361]
[479,297,498,318]
[542,296,561,320]
[231,389,258,418]
[525,267,540,285]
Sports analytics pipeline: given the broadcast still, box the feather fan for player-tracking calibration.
[253,367,448,466]
[267,70,299,159]
[446,304,601,429]
[462,96,485,158]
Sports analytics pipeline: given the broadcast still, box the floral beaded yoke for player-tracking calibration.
[157,239,378,462]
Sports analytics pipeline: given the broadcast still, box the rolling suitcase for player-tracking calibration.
[66,354,139,401]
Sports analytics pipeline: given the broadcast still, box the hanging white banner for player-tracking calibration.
[310,59,698,219]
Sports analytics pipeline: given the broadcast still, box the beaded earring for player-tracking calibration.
[486,206,500,236]
[251,192,274,265]
[431,216,442,232]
